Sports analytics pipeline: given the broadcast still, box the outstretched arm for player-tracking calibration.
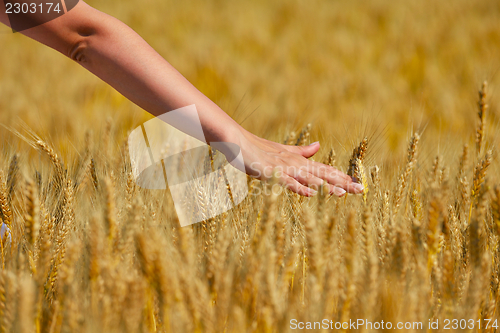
[0,1,364,196]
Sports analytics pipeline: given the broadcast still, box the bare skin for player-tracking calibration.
[0,1,364,197]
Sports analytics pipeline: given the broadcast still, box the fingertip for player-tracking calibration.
[333,186,347,197]
[305,187,318,196]
[347,182,364,194]
[308,141,320,147]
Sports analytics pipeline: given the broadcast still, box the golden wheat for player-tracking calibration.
[0,0,499,328]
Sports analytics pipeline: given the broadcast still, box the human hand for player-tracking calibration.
[231,129,365,197]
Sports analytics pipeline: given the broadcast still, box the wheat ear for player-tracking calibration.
[347,138,369,201]
[475,81,488,156]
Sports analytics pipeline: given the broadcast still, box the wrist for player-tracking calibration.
[213,119,246,145]
[209,120,250,163]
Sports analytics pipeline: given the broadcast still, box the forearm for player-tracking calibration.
[75,14,242,144]
[3,1,242,144]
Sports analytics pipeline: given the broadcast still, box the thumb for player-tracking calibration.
[282,141,320,158]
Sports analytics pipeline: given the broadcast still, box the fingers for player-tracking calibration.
[290,169,347,197]
[255,139,363,197]
[271,164,347,197]
[304,160,364,194]
[281,141,320,158]
[280,174,317,197]
[276,142,363,194]
[277,170,356,197]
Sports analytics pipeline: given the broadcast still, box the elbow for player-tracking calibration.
[68,37,89,63]
[68,29,96,63]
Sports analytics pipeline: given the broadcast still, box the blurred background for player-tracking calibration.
[0,0,499,171]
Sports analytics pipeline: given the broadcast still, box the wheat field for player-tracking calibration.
[1,0,500,332]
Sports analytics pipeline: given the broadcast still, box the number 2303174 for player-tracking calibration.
[442,318,498,330]
[5,2,62,14]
